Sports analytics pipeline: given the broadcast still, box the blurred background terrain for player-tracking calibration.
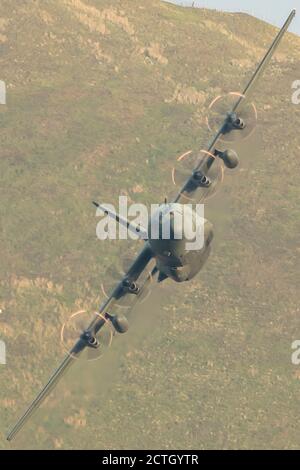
[167,1,300,36]
[0,0,300,450]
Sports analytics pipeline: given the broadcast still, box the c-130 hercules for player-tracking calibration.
[7,10,296,441]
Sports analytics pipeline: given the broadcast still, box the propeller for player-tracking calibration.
[171,149,224,202]
[101,247,155,307]
[60,310,113,361]
[206,92,257,142]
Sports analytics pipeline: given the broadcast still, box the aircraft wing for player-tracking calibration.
[7,244,155,441]
[173,9,296,204]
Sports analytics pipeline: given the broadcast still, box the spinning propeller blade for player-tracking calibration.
[171,149,224,202]
[174,10,296,203]
[207,9,296,152]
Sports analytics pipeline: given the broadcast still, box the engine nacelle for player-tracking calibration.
[215,149,239,169]
[232,116,245,129]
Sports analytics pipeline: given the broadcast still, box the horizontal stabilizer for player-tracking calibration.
[93,202,148,240]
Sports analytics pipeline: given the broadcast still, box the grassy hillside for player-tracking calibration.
[0,0,300,449]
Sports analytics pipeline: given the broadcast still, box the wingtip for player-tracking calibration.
[6,431,13,442]
[92,201,99,208]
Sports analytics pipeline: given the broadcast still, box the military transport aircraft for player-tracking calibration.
[7,9,296,441]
